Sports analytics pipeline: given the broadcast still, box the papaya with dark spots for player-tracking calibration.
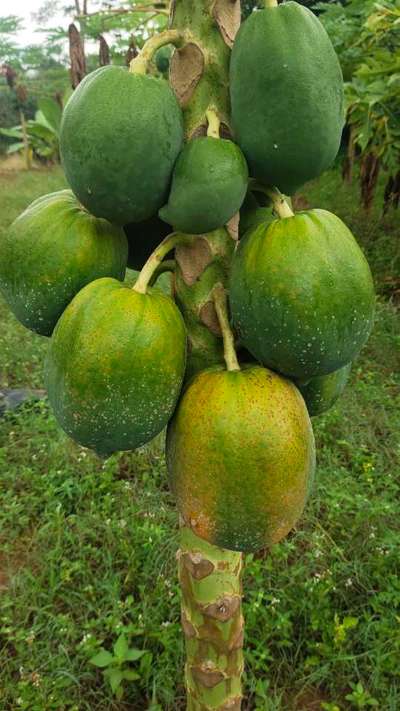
[0,190,127,337]
[45,277,187,456]
[230,209,375,380]
[296,363,351,417]
[166,365,315,553]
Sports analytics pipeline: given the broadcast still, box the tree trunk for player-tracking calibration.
[68,23,87,89]
[19,109,32,171]
[168,2,245,708]
[99,34,110,66]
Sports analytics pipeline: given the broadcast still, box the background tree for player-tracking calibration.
[318,0,400,211]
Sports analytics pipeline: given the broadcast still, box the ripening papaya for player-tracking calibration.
[230,2,344,194]
[167,365,315,552]
[230,210,375,380]
[45,277,187,455]
[0,190,127,337]
[124,216,171,271]
[296,363,351,417]
[159,137,248,234]
[60,66,184,225]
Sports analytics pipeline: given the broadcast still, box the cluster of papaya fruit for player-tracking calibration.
[0,2,375,553]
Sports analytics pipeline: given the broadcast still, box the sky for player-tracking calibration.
[8,0,68,47]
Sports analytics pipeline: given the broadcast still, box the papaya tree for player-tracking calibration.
[0,0,376,708]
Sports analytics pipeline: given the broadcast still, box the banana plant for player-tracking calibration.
[0,95,64,164]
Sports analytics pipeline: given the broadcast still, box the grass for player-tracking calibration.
[0,165,399,711]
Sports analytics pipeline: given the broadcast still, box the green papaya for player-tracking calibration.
[60,66,184,225]
[124,216,170,271]
[45,277,187,455]
[230,2,344,194]
[167,364,315,553]
[230,209,375,379]
[297,363,351,417]
[0,190,127,337]
[159,137,248,234]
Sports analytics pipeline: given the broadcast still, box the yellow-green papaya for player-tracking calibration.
[167,364,315,552]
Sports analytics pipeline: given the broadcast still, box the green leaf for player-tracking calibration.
[106,667,123,693]
[6,142,25,154]
[89,649,114,668]
[125,648,146,662]
[38,97,62,134]
[122,669,140,681]
[113,634,129,660]
[0,127,23,139]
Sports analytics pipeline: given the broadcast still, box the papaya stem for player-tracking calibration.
[133,234,189,294]
[130,29,183,74]
[179,526,244,711]
[264,0,279,8]
[213,284,241,372]
[253,183,294,219]
[206,108,221,139]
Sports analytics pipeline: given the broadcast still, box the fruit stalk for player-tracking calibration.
[212,284,240,372]
[133,232,190,294]
[130,29,183,74]
[178,526,244,711]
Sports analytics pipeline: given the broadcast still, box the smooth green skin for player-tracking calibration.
[124,216,170,271]
[230,209,376,380]
[0,190,127,337]
[167,365,316,553]
[60,66,184,225]
[45,277,187,456]
[230,2,344,195]
[159,137,248,234]
[297,363,352,417]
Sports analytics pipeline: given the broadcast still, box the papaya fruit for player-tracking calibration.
[230,209,375,379]
[60,65,184,225]
[167,364,315,552]
[45,277,186,455]
[124,216,170,271]
[230,2,344,194]
[0,190,127,337]
[159,137,248,234]
[297,363,351,417]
